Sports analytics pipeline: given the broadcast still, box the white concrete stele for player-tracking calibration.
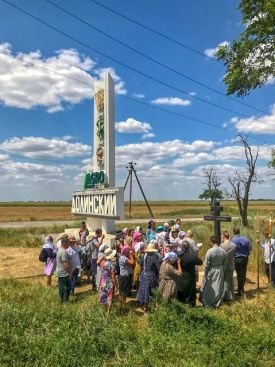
[71,71,124,245]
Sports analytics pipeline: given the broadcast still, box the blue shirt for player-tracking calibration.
[231,235,252,258]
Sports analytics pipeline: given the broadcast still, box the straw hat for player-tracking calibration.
[145,242,157,253]
[104,247,117,260]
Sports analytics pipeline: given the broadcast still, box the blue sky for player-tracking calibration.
[0,0,274,201]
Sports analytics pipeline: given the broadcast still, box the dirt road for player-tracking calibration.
[0,217,206,229]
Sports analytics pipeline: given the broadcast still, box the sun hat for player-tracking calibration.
[179,231,186,238]
[145,242,158,253]
[164,252,178,263]
[99,243,109,253]
[104,247,117,260]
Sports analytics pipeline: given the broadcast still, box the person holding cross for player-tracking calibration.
[257,230,275,287]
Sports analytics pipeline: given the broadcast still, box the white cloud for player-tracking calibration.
[133,93,145,98]
[204,41,230,58]
[151,97,191,106]
[189,92,197,96]
[141,133,156,140]
[115,118,152,134]
[0,43,126,112]
[0,136,91,159]
[230,104,275,135]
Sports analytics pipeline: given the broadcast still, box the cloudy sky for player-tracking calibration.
[0,0,274,201]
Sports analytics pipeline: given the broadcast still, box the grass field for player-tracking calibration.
[0,279,274,367]
[0,202,274,366]
[0,200,275,222]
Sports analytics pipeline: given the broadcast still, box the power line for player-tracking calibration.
[9,55,275,146]
[46,0,268,115]
[2,0,273,128]
[87,0,223,65]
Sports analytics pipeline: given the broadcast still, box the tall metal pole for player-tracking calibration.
[132,167,154,218]
[129,167,133,218]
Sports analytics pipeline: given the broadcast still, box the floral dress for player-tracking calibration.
[99,259,115,305]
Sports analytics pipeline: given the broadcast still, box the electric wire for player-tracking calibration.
[2,0,274,128]
[46,0,268,115]
[6,55,275,147]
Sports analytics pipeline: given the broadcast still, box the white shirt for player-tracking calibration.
[67,246,81,269]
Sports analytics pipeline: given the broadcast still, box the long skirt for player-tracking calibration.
[44,258,56,276]
[137,271,157,305]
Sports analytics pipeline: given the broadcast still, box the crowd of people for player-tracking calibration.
[40,219,275,313]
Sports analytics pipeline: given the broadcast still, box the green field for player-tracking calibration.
[0,279,274,367]
[0,200,275,222]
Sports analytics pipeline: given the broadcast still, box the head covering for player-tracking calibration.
[122,227,129,235]
[121,246,130,256]
[186,229,193,238]
[173,224,180,230]
[156,225,164,233]
[124,236,132,246]
[147,233,155,241]
[104,247,117,260]
[99,243,109,253]
[134,241,145,253]
[164,252,178,263]
[182,240,190,250]
[132,231,142,242]
[178,231,186,238]
[145,241,158,253]
[135,226,142,232]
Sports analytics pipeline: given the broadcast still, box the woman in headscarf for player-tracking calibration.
[97,247,117,315]
[67,236,81,295]
[43,235,57,286]
[146,220,156,240]
[159,252,183,301]
[133,242,145,290]
[137,242,160,312]
[119,246,135,311]
[95,243,109,290]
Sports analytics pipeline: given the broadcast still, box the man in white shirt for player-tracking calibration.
[257,230,275,287]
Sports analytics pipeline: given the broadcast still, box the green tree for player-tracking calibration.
[199,167,224,204]
[216,0,275,96]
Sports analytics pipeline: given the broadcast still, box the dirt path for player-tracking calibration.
[0,217,207,229]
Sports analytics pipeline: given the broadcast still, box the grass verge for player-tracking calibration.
[0,279,274,367]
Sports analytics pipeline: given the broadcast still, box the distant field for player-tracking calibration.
[0,200,275,222]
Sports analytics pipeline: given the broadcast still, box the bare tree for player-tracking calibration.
[226,135,260,227]
[199,166,223,204]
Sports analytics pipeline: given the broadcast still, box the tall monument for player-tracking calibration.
[71,71,124,243]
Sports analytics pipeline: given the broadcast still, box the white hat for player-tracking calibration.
[104,247,117,260]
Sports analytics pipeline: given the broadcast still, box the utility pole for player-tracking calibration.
[124,161,154,219]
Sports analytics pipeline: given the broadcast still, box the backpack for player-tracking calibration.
[39,248,48,263]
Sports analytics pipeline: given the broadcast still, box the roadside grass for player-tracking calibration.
[0,224,80,248]
[0,279,274,367]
